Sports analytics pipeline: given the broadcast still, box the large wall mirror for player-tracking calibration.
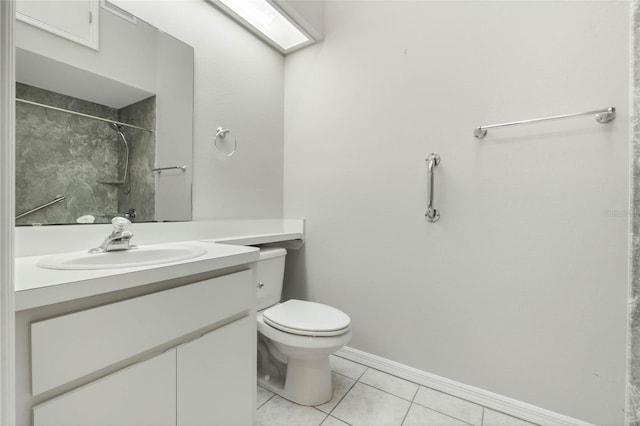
[15,0,194,225]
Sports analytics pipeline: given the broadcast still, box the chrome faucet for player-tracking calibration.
[89,217,137,253]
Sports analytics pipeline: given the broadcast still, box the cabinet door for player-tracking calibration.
[31,269,252,396]
[177,316,255,426]
[16,0,99,50]
[33,350,176,426]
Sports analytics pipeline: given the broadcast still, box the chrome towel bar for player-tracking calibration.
[474,107,616,139]
[425,153,440,223]
[16,195,65,220]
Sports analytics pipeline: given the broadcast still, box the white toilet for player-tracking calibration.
[256,247,352,406]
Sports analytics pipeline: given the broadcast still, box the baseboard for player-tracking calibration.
[335,346,592,426]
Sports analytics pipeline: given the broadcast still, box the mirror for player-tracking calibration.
[14,0,194,225]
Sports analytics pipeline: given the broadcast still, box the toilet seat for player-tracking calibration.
[263,299,351,337]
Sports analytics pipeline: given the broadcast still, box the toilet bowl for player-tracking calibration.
[255,248,352,406]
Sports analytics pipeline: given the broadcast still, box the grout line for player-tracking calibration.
[332,369,360,381]
[257,393,275,410]
[411,404,477,426]
[410,385,420,403]
[355,379,418,403]
[256,387,276,410]
[399,402,412,426]
[403,389,477,426]
[323,374,357,416]
[402,383,421,424]
[355,366,368,381]
[314,409,329,426]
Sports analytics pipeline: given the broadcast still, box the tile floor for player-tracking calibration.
[256,355,539,426]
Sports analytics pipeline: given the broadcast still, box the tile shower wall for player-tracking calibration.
[117,97,155,222]
[15,83,119,225]
[15,83,155,225]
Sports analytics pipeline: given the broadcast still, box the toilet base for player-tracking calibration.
[258,355,332,406]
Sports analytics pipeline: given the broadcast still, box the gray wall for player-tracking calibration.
[629,2,640,424]
[15,83,119,224]
[118,96,156,222]
[15,83,155,224]
[283,2,629,424]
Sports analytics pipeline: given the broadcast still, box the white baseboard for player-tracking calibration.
[335,346,592,426]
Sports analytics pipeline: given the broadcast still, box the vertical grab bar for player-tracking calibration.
[425,153,441,222]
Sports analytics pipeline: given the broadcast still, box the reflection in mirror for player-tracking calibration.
[15,0,194,225]
[15,83,155,225]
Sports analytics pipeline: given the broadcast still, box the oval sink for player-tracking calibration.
[36,244,208,270]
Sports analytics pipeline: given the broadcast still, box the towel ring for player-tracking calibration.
[214,127,237,157]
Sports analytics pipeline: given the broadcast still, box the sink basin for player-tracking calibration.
[36,244,208,270]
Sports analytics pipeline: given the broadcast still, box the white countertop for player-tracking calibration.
[15,242,259,311]
[15,219,304,311]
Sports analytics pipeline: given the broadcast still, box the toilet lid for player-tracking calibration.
[263,299,351,337]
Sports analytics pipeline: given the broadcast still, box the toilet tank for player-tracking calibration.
[256,247,287,311]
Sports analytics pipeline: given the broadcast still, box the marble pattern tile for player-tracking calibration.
[330,355,368,380]
[257,395,327,426]
[359,368,419,401]
[15,83,156,225]
[256,358,550,426]
[315,372,356,413]
[482,409,536,426]
[413,387,483,426]
[403,403,471,426]
[257,385,274,409]
[15,83,119,225]
[632,2,640,423]
[117,96,156,222]
[331,382,411,426]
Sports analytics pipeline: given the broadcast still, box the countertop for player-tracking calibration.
[15,220,304,311]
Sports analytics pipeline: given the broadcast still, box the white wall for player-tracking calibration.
[113,0,284,219]
[16,7,158,101]
[283,1,629,424]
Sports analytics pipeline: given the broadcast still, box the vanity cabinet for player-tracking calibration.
[33,350,176,426]
[22,268,256,426]
[177,317,254,426]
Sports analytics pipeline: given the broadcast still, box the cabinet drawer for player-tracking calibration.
[31,269,253,396]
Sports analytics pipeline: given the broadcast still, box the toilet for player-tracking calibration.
[256,247,352,406]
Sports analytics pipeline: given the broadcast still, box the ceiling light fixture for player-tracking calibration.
[214,0,313,54]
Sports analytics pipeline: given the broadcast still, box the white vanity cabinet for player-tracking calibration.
[177,317,254,426]
[33,350,177,426]
[21,268,256,426]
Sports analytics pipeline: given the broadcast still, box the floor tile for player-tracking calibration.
[321,416,351,426]
[330,355,368,380]
[257,395,328,426]
[359,368,419,401]
[332,382,411,426]
[482,409,537,426]
[257,385,275,409]
[413,387,483,426]
[403,403,471,426]
[315,372,356,413]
